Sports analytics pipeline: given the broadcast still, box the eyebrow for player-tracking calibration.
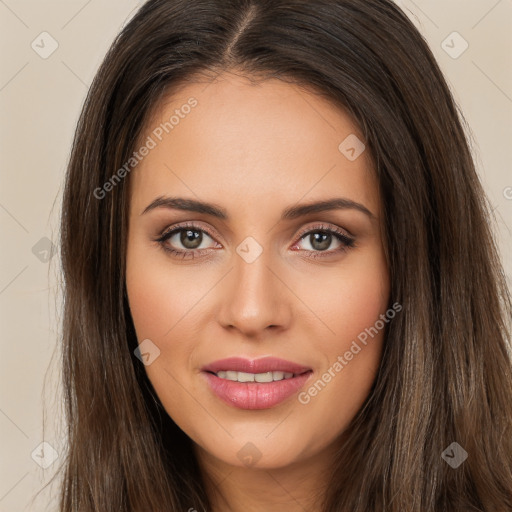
[141,196,376,220]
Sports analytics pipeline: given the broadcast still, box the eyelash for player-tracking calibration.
[154,221,356,260]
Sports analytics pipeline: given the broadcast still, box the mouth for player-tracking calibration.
[206,369,310,383]
[201,357,313,410]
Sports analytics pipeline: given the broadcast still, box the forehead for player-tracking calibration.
[129,72,380,220]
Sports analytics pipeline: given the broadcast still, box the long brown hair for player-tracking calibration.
[57,0,512,510]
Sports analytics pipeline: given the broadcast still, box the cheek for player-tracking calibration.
[125,243,212,440]
[295,246,389,346]
[125,240,208,341]
[332,269,388,343]
[293,249,389,421]
[125,241,215,404]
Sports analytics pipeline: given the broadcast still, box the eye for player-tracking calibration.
[292,223,356,259]
[155,222,219,259]
[155,222,356,260]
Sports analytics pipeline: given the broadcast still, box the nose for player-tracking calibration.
[217,246,292,338]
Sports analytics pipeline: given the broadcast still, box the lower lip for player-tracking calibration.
[202,371,312,410]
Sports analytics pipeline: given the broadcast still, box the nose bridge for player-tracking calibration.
[218,239,290,335]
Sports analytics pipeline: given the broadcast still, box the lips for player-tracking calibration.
[201,357,313,410]
[201,356,311,375]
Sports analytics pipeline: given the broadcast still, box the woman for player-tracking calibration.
[58,0,512,510]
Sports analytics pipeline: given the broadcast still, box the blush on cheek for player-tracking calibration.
[126,277,163,337]
[316,278,389,348]
[126,242,182,334]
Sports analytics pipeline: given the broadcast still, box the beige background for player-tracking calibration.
[0,1,511,510]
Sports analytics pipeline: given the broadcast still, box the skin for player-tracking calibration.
[125,70,390,512]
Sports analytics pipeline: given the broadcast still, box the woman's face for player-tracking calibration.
[126,72,390,470]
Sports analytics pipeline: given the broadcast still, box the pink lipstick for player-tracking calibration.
[201,356,313,410]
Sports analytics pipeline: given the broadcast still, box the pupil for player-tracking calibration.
[181,229,202,249]
[311,232,330,251]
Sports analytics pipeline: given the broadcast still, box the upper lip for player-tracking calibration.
[202,356,312,375]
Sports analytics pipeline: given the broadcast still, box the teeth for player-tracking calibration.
[256,371,276,382]
[215,370,296,382]
[238,371,255,382]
